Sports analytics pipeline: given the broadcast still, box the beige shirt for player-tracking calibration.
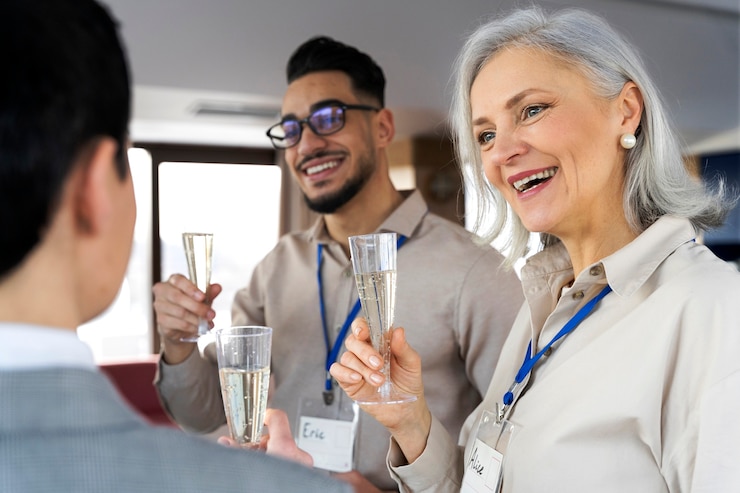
[390,215,740,493]
[156,190,523,490]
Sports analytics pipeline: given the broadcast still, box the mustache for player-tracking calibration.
[297,151,346,171]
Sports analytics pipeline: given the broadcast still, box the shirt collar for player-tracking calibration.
[308,189,428,246]
[0,323,97,370]
[601,215,696,297]
[521,215,696,298]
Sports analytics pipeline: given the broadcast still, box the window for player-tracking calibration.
[158,162,281,334]
[77,146,281,362]
[77,148,154,360]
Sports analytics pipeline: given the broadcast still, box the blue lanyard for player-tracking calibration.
[499,283,612,418]
[317,234,407,405]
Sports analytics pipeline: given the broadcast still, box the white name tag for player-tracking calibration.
[461,438,503,493]
[297,415,355,472]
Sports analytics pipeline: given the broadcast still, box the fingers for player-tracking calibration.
[152,275,221,344]
[345,319,383,371]
[335,344,384,387]
[164,273,205,301]
[207,283,223,303]
[389,327,418,371]
[264,408,293,443]
[264,409,314,467]
[217,435,237,447]
[350,317,371,341]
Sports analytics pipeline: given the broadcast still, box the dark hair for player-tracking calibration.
[0,0,131,278]
[286,36,386,107]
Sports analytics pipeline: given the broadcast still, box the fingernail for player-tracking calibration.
[370,374,383,384]
[369,356,381,368]
[350,373,361,382]
[207,309,216,319]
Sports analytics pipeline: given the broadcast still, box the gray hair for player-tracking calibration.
[450,6,735,266]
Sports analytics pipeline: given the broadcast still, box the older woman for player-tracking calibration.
[330,6,740,493]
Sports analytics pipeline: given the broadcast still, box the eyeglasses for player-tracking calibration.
[266,102,381,149]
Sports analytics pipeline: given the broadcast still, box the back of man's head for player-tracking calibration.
[286,36,386,107]
[0,0,131,279]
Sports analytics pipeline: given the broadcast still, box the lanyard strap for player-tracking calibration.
[317,234,407,404]
[500,283,612,415]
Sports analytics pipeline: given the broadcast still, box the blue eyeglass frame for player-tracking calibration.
[266,102,380,149]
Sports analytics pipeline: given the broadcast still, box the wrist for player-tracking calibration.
[160,341,196,365]
[389,399,432,464]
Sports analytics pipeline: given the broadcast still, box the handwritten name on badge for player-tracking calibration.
[302,421,326,440]
[297,416,354,473]
[461,439,503,493]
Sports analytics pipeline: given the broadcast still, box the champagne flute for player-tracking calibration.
[181,232,213,342]
[213,325,272,447]
[349,232,416,405]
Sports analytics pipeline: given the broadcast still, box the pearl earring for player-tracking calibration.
[620,133,637,149]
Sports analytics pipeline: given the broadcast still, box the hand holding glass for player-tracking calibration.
[214,326,272,447]
[181,232,213,342]
[349,232,416,405]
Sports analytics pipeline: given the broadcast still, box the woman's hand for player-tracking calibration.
[329,318,432,464]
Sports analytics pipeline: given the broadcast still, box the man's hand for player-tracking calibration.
[217,409,314,468]
[152,273,222,364]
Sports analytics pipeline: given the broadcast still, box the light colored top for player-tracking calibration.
[0,323,95,370]
[389,215,740,493]
[156,190,523,490]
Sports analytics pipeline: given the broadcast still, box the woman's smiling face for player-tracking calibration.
[470,46,630,241]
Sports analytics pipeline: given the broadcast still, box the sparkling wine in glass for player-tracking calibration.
[214,326,272,447]
[181,232,213,342]
[349,232,416,405]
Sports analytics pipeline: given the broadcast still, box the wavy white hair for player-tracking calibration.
[450,6,735,267]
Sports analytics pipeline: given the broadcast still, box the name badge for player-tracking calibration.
[297,416,355,472]
[296,396,359,473]
[461,409,517,493]
[461,439,503,492]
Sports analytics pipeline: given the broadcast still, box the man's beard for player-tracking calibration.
[303,151,375,214]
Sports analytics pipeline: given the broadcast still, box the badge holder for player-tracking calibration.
[461,407,517,493]
[296,392,360,473]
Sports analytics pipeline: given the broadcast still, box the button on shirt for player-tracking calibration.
[390,215,740,493]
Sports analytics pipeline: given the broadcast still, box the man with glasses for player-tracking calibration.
[153,36,523,492]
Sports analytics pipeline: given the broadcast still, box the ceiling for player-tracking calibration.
[102,0,740,155]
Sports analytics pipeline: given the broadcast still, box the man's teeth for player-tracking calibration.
[513,168,557,192]
[306,161,339,175]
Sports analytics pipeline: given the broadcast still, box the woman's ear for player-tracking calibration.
[618,81,644,134]
[73,137,119,236]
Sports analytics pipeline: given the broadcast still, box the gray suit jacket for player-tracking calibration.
[0,367,352,493]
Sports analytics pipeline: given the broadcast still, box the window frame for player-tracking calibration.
[140,143,275,352]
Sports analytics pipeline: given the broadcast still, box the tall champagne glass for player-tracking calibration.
[349,232,416,405]
[181,232,213,342]
[213,325,272,447]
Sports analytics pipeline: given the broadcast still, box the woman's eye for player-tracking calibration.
[477,130,496,145]
[523,105,546,119]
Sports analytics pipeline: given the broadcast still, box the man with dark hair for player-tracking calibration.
[154,35,523,491]
[0,3,350,492]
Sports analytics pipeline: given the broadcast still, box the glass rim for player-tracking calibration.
[212,325,272,337]
[348,231,397,241]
